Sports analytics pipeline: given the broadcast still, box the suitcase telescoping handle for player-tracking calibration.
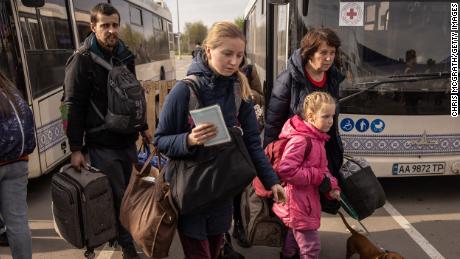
[85,164,101,172]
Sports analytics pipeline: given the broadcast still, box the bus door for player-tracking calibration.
[14,0,74,177]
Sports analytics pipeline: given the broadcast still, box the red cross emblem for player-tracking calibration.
[346,8,358,20]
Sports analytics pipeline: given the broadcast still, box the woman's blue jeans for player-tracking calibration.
[0,161,32,259]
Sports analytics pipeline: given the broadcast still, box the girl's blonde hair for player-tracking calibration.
[302,92,336,120]
[203,21,251,101]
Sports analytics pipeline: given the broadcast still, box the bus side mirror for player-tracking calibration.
[21,0,45,8]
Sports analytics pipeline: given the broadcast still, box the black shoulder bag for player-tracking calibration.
[168,76,257,215]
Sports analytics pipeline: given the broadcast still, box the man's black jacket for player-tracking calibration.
[63,33,145,151]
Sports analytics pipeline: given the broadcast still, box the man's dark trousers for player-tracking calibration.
[88,144,137,247]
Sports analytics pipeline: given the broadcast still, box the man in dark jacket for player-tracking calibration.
[63,3,150,259]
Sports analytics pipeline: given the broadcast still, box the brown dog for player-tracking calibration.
[338,211,404,259]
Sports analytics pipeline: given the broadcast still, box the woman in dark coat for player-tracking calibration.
[154,22,285,259]
[264,28,345,179]
[0,72,35,259]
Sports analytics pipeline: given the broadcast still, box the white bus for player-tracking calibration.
[0,0,175,178]
[244,0,460,177]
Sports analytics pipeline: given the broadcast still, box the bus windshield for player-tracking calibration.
[300,1,451,115]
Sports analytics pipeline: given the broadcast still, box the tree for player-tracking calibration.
[234,16,244,31]
[179,33,190,53]
[183,21,207,52]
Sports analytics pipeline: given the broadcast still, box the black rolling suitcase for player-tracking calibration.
[51,164,117,258]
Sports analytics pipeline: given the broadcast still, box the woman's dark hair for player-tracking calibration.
[300,28,341,63]
[0,73,22,117]
[90,3,120,24]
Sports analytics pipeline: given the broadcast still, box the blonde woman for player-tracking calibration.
[154,22,285,259]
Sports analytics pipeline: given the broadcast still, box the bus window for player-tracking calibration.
[39,0,73,49]
[274,4,288,77]
[298,0,450,115]
[0,0,26,97]
[129,5,142,26]
[142,10,154,60]
[17,4,45,50]
[167,22,174,50]
[152,15,161,30]
[19,17,31,49]
[17,0,74,98]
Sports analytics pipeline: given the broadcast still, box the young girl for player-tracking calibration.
[154,22,285,259]
[272,92,341,259]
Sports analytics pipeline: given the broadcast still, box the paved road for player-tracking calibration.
[2,173,460,259]
[2,55,460,258]
[174,55,192,80]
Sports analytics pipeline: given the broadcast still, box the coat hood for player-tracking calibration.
[279,115,330,142]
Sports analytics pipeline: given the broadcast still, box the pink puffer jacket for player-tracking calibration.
[272,115,340,230]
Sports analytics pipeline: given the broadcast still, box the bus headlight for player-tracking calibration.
[452,161,460,174]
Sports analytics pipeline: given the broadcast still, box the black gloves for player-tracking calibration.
[318,175,332,194]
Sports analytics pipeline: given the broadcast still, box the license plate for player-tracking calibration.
[392,162,446,175]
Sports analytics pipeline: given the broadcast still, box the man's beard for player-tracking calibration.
[103,35,118,49]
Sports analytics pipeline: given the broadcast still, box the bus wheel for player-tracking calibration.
[160,67,166,80]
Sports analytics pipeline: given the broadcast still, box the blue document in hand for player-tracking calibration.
[190,104,231,146]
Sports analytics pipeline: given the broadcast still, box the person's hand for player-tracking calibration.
[318,175,332,194]
[141,129,153,144]
[187,123,218,146]
[329,189,341,200]
[271,184,286,204]
[71,151,88,172]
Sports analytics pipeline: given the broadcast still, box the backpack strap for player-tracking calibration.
[232,79,242,114]
[182,75,202,111]
[243,64,253,80]
[89,52,113,71]
[183,75,242,114]
[87,101,107,133]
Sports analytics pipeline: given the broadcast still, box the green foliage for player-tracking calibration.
[234,16,244,31]
[182,21,207,53]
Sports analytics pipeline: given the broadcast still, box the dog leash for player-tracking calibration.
[338,195,370,235]
[338,196,389,253]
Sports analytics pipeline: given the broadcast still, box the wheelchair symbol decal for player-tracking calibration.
[340,118,354,132]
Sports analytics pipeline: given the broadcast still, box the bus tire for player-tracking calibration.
[160,67,166,80]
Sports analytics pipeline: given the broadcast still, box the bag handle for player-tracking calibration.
[138,144,164,175]
[343,154,365,170]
